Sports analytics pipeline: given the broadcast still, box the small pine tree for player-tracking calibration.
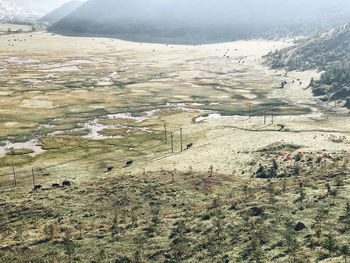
[251,236,264,263]
[63,231,76,263]
[207,234,219,263]
[323,233,338,257]
[341,244,350,263]
[209,165,214,178]
[283,221,299,262]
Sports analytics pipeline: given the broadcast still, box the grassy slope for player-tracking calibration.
[1,153,350,262]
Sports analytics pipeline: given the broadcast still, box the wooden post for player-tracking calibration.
[32,168,35,187]
[248,103,251,118]
[264,115,266,124]
[272,115,274,124]
[164,124,167,144]
[180,128,183,152]
[171,132,174,153]
[12,161,16,187]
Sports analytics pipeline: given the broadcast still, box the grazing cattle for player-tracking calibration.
[186,143,193,150]
[62,180,71,187]
[34,185,42,190]
[125,160,133,167]
[107,166,114,172]
[52,183,60,188]
[277,124,285,131]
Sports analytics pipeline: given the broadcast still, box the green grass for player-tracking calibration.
[7,148,34,156]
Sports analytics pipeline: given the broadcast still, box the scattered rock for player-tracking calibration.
[83,213,95,218]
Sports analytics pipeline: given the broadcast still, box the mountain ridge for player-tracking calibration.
[51,0,350,44]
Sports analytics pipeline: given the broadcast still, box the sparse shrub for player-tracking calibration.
[267,181,276,204]
[282,220,300,262]
[335,175,344,187]
[111,212,119,236]
[209,165,214,178]
[131,209,138,228]
[44,222,59,240]
[207,233,219,263]
[170,220,189,260]
[77,220,83,240]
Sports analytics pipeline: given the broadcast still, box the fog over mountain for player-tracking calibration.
[51,0,350,44]
[0,0,29,20]
[6,0,76,16]
[40,0,83,24]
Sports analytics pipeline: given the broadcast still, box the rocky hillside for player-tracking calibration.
[51,0,350,44]
[264,24,350,108]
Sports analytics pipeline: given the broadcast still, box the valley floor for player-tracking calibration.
[1,29,350,262]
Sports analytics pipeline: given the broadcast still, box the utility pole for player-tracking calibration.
[248,103,251,118]
[12,161,16,187]
[171,132,174,153]
[32,168,35,187]
[264,115,266,125]
[272,115,274,124]
[164,124,167,144]
[180,128,183,152]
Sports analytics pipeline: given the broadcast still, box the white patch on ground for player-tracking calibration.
[195,110,323,123]
[0,139,45,158]
[21,99,54,108]
[82,119,124,140]
[39,66,80,72]
[23,79,42,84]
[67,60,90,64]
[5,57,39,64]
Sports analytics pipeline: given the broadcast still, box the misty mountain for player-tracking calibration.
[40,0,83,24]
[264,23,350,108]
[7,0,71,15]
[51,0,350,44]
[0,0,31,20]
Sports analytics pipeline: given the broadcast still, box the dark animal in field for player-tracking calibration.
[63,180,71,187]
[277,124,285,131]
[34,185,42,190]
[186,143,193,150]
[52,183,60,188]
[107,166,114,172]
[280,81,287,89]
[125,160,133,167]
